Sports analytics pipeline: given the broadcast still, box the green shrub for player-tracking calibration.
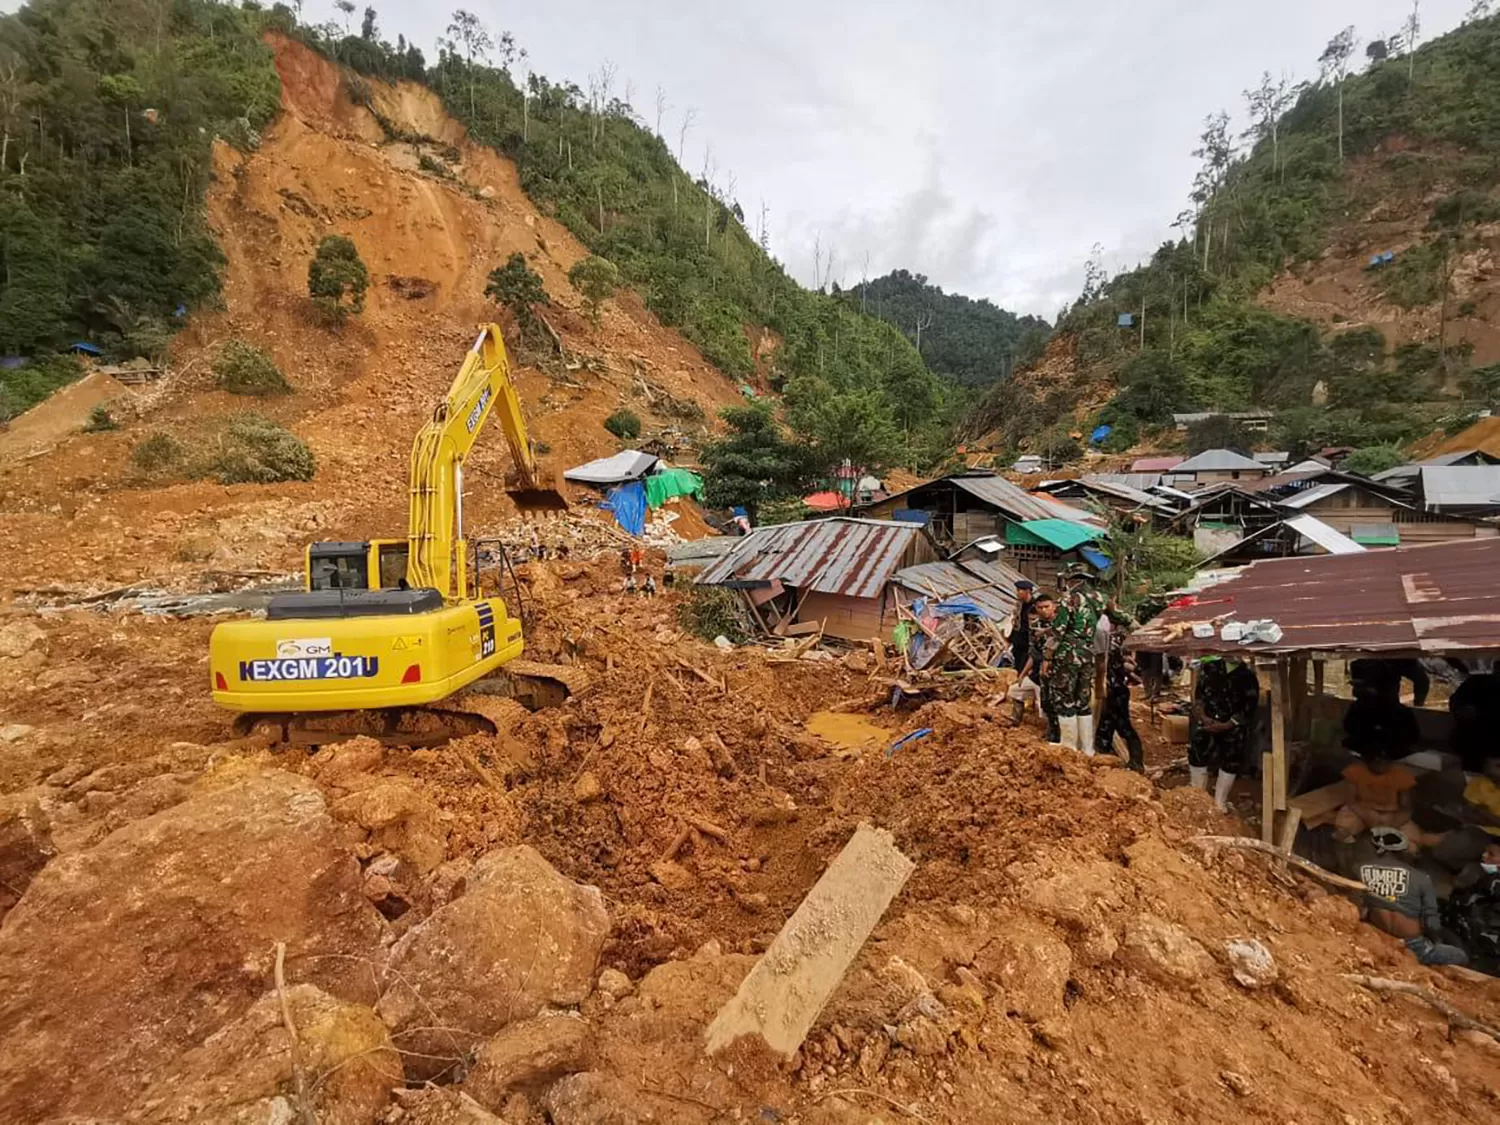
[308,234,369,323]
[676,585,750,644]
[485,253,551,341]
[1342,444,1407,477]
[0,355,85,422]
[209,414,316,484]
[603,408,641,440]
[213,340,290,396]
[131,432,184,472]
[567,255,620,326]
[83,405,119,432]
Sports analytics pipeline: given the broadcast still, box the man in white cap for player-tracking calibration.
[1360,826,1468,966]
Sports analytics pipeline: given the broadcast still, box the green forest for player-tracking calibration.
[0,0,282,420]
[847,269,1051,389]
[969,10,1500,461]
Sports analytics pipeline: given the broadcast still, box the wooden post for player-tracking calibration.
[1271,659,1289,812]
[1313,659,1325,699]
[1289,657,1308,739]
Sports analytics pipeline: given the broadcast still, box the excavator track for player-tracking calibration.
[234,661,589,750]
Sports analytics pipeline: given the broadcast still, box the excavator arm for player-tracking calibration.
[406,324,564,600]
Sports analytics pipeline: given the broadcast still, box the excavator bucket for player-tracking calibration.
[504,467,569,515]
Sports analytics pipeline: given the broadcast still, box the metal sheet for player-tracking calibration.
[696,518,921,599]
[562,450,660,484]
[1173,449,1270,473]
[1128,537,1500,658]
[946,475,1102,525]
[1284,514,1365,555]
[1419,466,1500,511]
[891,559,1023,621]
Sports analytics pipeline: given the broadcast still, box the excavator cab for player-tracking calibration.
[306,541,411,592]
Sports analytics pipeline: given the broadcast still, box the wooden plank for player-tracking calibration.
[782,621,824,637]
[1271,662,1289,812]
[1261,752,1276,844]
[704,824,914,1058]
[1278,806,1304,853]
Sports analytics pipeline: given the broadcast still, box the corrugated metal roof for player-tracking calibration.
[666,536,740,567]
[1254,451,1290,464]
[1070,476,1175,510]
[1006,518,1101,551]
[695,518,920,598]
[945,474,1102,525]
[1419,466,1500,511]
[891,559,1024,621]
[1285,514,1365,555]
[1088,472,1166,491]
[1174,449,1269,473]
[1132,456,1185,472]
[1280,481,1350,509]
[1128,537,1500,657]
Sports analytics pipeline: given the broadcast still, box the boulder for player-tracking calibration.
[0,619,46,660]
[596,968,633,1000]
[377,845,608,1077]
[139,984,394,1125]
[463,1012,592,1108]
[333,779,445,874]
[0,790,53,921]
[0,771,386,1123]
[545,1072,656,1125]
[1118,914,1216,986]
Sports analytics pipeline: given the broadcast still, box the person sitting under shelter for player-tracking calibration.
[1358,827,1468,967]
[1334,748,1419,845]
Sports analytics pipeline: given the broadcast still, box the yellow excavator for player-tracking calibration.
[209,324,579,746]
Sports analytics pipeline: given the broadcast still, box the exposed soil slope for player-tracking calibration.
[0,33,740,595]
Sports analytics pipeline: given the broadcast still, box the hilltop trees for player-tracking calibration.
[308,236,369,323]
[1319,26,1358,165]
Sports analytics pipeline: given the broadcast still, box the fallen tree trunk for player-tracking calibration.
[1345,974,1500,1044]
[1188,835,1366,892]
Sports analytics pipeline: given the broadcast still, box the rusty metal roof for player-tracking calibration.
[1127,537,1500,658]
[891,558,1027,621]
[945,474,1103,525]
[695,518,922,599]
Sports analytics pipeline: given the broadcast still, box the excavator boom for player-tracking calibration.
[407,324,566,600]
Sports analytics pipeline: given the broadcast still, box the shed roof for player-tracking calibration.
[1131,456,1185,472]
[945,474,1101,525]
[1127,537,1500,658]
[1279,482,1351,510]
[1418,466,1500,511]
[695,518,921,599]
[1173,449,1269,473]
[1047,476,1175,511]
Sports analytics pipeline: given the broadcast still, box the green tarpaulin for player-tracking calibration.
[1003,518,1101,552]
[644,468,706,509]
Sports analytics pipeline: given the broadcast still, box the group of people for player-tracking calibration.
[1004,565,1144,771]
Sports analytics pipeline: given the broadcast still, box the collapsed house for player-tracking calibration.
[693,517,1027,646]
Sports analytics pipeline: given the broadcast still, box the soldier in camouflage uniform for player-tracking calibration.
[1022,594,1061,742]
[1095,608,1144,771]
[1045,563,1107,752]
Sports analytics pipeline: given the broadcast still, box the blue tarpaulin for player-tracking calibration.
[67,341,103,356]
[1117,313,1134,328]
[1091,424,1112,444]
[892,509,931,524]
[1080,546,1112,571]
[603,481,647,536]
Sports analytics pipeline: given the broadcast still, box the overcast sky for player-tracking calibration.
[6,0,1473,317]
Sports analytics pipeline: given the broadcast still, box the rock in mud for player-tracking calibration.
[1118,914,1216,986]
[0,619,46,660]
[1225,938,1278,989]
[972,917,1073,1022]
[596,968,634,999]
[391,1087,508,1124]
[0,790,52,921]
[377,845,608,1078]
[333,779,446,874]
[463,1011,593,1107]
[139,983,395,1124]
[0,770,386,1123]
[544,1072,655,1125]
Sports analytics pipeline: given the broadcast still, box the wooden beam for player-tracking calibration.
[1261,752,1276,844]
[1313,659,1325,699]
[1271,660,1289,813]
